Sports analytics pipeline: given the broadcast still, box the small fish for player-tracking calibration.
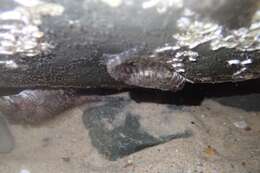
[104,47,188,91]
[0,89,100,124]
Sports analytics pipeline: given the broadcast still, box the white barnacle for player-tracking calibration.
[177,17,191,30]
[100,0,122,7]
[227,59,240,65]
[0,0,64,57]
[183,50,198,62]
[173,8,260,52]
[241,59,252,66]
[233,67,247,76]
[155,45,179,53]
[175,52,184,58]
[14,0,42,7]
[144,70,150,77]
[227,58,253,66]
[142,0,183,13]
[188,57,196,62]
[166,58,183,63]
[228,58,253,77]
[176,68,185,73]
[0,60,18,69]
[171,63,183,68]
[142,0,159,9]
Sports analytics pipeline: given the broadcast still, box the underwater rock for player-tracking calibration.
[0,0,258,91]
[83,94,192,160]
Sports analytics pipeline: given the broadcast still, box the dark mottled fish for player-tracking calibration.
[104,46,187,91]
[0,89,100,124]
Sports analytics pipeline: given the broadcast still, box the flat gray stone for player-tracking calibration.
[83,95,191,160]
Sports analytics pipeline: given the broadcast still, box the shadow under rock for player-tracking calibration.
[129,78,260,112]
[201,79,260,112]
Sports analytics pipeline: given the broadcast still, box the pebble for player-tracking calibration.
[19,169,30,173]
[233,120,248,129]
